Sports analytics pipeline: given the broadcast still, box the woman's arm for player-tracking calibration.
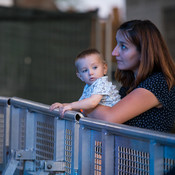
[86,88,161,123]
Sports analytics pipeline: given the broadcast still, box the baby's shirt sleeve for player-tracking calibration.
[79,84,89,101]
[79,76,120,107]
[91,77,111,95]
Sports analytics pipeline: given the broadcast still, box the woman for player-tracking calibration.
[86,20,175,132]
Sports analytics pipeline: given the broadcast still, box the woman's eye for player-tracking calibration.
[121,44,126,50]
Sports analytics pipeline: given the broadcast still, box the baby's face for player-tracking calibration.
[76,54,107,85]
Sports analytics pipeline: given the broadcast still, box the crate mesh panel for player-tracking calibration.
[94,140,102,175]
[36,121,54,163]
[65,129,73,175]
[164,158,175,174]
[117,146,150,175]
[0,113,4,163]
[19,114,26,150]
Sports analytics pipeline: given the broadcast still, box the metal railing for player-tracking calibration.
[2,97,82,175]
[1,97,175,175]
[0,97,9,172]
[78,118,175,175]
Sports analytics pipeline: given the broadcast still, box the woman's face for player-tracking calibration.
[112,30,141,76]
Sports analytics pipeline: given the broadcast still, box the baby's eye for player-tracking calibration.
[82,69,87,73]
[93,66,98,69]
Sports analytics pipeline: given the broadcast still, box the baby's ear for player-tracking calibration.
[76,72,83,81]
[103,63,108,75]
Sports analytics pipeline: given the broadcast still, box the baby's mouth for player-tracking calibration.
[90,77,95,81]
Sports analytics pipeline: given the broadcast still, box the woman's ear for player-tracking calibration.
[103,63,108,75]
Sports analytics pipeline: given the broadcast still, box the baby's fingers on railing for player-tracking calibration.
[59,106,66,118]
[59,105,72,118]
[49,102,63,111]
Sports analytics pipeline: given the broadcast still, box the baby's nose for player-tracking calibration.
[88,69,94,75]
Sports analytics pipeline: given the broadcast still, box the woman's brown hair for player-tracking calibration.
[115,20,175,92]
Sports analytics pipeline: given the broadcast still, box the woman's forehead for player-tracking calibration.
[116,30,130,41]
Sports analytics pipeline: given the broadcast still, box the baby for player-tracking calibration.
[50,48,120,116]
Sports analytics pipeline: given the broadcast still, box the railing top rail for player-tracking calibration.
[8,97,175,145]
[9,97,84,121]
[79,117,175,146]
[0,96,10,105]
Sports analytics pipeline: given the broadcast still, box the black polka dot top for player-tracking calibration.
[120,72,175,132]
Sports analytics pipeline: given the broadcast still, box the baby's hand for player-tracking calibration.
[59,104,72,118]
[49,102,63,111]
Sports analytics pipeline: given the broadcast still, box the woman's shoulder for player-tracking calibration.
[138,72,175,105]
[146,72,165,80]
[138,72,167,88]
[119,72,175,99]
[137,72,169,93]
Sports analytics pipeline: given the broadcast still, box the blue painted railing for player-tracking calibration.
[0,97,175,175]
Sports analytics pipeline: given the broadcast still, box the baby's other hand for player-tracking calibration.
[49,102,63,111]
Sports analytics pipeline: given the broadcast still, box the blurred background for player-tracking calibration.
[0,0,174,105]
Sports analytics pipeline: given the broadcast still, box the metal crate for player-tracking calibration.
[78,118,175,175]
[0,97,9,173]
[2,97,175,175]
[3,97,82,175]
